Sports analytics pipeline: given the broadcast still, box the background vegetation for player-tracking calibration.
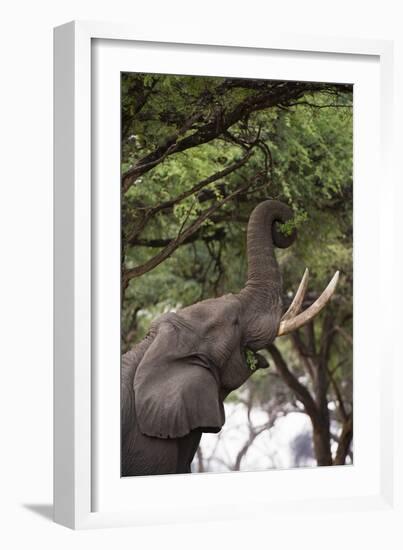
[121,73,353,470]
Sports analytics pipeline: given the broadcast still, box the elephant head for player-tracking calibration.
[122,199,338,475]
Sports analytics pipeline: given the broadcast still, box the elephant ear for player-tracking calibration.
[133,319,225,439]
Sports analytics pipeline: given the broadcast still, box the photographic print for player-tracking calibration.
[120,73,353,477]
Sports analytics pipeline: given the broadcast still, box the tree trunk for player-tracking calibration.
[334,415,353,465]
[312,421,333,466]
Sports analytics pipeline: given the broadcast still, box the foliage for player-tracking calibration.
[245,349,259,372]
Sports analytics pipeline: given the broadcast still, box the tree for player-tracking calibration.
[121,72,353,468]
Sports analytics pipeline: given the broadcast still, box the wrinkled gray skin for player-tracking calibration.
[121,200,296,476]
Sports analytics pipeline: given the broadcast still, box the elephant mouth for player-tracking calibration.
[243,347,270,372]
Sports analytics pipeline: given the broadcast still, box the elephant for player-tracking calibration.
[121,199,339,476]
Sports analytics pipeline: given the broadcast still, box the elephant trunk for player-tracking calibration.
[245,200,296,292]
[238,200,296,348]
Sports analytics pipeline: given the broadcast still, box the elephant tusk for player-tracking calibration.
[277,271,340,336]
[281,268,309,321]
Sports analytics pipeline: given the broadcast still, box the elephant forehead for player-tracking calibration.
[179,294,241,329]
[148,297,242,366]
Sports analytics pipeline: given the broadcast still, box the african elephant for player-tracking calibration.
[121,200,338,476]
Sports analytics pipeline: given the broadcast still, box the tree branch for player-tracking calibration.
[334,415,353,465]
[287,101,352,109]
[122,77,159,139]
[328,367,348,422]
[122,81,349,191]
[291,330,315,382]
[267,344,318,422]
[233,423,269,471]
[151,149,254,214]
[125,149,254,244]
[123,179,264,286]
[130,227,226,248]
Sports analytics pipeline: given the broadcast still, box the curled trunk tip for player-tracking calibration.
[245,199,296,286]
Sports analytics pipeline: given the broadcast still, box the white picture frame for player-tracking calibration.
[54,20,397,529]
